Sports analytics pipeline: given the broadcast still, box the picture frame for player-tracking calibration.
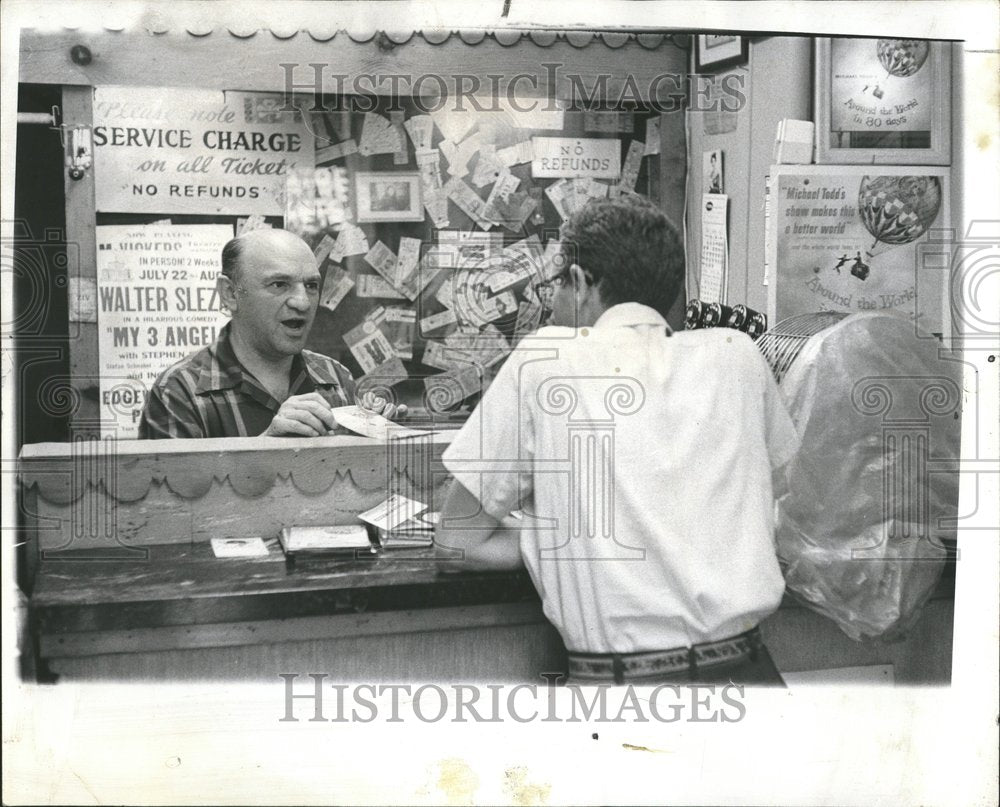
[766,165,951,337]
[694,35,748,71]
[354,171,423,222]
[815,38,951,165]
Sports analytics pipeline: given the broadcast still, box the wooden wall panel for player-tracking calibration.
[61,85,102,435]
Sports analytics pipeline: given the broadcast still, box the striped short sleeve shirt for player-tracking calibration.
[138,324,357,439]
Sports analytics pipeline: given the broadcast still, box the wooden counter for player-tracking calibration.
[29,542,566,682]
[19,433,567,681]
[19,436,954,684]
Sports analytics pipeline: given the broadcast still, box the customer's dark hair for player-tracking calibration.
[558,195,684,318]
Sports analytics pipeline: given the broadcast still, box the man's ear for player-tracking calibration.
[217,274,238,315]
[568,262,589,292]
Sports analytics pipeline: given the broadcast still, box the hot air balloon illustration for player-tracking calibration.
[849,175,942,281]
[867,39,930,98]
[876,39,930,79]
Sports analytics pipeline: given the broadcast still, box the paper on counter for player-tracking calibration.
[279,525,372,553]
[358,493,429,532]
[211,537,270,558]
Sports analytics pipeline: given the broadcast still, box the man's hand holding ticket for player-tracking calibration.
[331,404,432,440]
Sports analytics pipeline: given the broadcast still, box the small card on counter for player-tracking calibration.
[278,525,375,556]
[331,405,434,441]
[210,537,270,558]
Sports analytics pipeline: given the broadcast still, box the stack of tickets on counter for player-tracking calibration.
[376,511,438,550]
[357,494,437,550]
[278,525,375,558]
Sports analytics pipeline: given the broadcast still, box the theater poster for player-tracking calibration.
[93,87,314,215]
[95,223,233,437]
[768,165,950,335]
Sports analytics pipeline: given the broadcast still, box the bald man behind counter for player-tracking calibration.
[138,228,406,439]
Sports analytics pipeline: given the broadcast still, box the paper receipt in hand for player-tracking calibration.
[330,405,433,440]
[358,493,428,532]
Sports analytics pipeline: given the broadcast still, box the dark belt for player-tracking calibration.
[567,627,763,684]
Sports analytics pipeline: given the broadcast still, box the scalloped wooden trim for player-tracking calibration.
[67,25,662,51]
[20,434,453,505]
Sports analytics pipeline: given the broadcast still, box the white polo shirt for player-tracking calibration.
[442,303,800,653]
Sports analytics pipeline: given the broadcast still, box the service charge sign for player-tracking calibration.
[93,87,314,215]
[95,224,232,437]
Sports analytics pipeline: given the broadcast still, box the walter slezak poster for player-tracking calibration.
[770,165,950,333]
[95,224,232,436]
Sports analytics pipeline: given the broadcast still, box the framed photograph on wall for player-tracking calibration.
[766,165,951,336]
[816,38,951,164]
[695,35,748,71]
[354,172,423,222]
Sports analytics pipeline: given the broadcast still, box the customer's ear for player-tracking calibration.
[568,263,590,291]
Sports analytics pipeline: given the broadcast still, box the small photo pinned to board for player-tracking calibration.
[703,149,724,194]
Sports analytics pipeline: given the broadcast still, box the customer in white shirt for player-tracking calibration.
[436,195,800,686]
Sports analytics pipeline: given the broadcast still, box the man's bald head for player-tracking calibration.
[221,228,314,286]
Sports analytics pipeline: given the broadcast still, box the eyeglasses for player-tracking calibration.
[536,272,569,291]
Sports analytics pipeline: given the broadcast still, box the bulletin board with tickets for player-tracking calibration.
[287,97,665,417]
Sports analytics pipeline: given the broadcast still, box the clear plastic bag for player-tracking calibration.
[772,313,961,641]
